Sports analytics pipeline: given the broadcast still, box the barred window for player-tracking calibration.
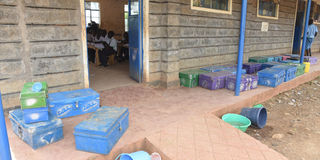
[257,0,279,19]
[85,2,100,26]
[191,0,232,14]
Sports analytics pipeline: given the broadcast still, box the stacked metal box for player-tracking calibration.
[20,82,49,124]
[249,56,269,63]
[243,63,262,74]
[179,69,209,88]
[273,56,283,62]
[257,68,285,87]
[199,71,233,90]
[226,74,258,92]
[261,62,280,70]
[304,56,318,65]
[271,65,297,82]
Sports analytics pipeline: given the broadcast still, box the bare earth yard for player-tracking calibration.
[247,76,320,160]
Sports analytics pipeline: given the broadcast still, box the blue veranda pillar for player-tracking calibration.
[0,92,12,160]
[235,0,248,96]
[300,0,312,63]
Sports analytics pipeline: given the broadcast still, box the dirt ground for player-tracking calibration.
[246,76,320,160]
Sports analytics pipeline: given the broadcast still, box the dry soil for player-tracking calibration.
[247,76,320,160]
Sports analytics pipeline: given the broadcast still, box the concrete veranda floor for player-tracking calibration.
[89,61,137,91]
[5,54,320,160]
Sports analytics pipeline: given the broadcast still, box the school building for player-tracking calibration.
[0,0,319,109]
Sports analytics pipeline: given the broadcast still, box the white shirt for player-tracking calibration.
[94,36,106,50]
[106,37,118,51]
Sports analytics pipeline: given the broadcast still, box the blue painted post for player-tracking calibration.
[235,0,248,96]
[300,0,312,63]
[0,92,12,160]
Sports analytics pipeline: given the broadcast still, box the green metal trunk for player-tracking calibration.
[249,57,268,63]
[179,69,209,88]
[20,82,48,109]
[284,63,306,77]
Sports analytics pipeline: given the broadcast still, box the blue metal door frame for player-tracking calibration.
[300,0,312,63]
[128,0,144,83]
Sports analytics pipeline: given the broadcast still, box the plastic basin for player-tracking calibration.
[222,113,251,132]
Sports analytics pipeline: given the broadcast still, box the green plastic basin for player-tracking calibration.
[222,113,251,132]
[253,104,264,108]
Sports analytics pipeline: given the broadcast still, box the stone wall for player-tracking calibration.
[148,0,298,87]
[0,0,84,109]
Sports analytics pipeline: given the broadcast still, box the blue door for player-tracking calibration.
[292,1,306,54]
[128,0,143,82]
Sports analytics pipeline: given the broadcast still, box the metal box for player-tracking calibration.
[74,106,129,154]
[304,56,317,65]
[20,82,48,109]
[257,68,285,87]
[249,56,268,63]
[242,63,262,74]
[226,74,258,92]
[23,107,49,124]
[9,109,63,150]
[48,88,100,118]
[179,69,209,88]
[271,65,297,82]
[199,71,232,90]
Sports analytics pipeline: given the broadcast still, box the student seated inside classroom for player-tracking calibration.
[103,31,118,64]
[95,29,109,67]
[119,32,129,62]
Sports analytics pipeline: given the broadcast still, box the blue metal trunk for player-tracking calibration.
[257,68,285,87]
[9,109,63,150]
[23,106,49,124]
[48,88,100,118]
[74,106,129,154]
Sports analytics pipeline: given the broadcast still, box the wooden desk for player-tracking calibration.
[88,44,100,66]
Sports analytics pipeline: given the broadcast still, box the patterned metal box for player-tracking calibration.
[271,65,297,82]
[9,109,63,150]
[304,56,318,65]
[48,88,100,118]
[23,107,49,124]
[199,71,232,90]
[179,69,209,88]
[74,106,129,154]
[257,68,285,87]
[249,56,268,63]
[20,82,48,109]
[226,74,258,92]
[243,63,262,74]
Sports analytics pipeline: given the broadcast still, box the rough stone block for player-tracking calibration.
[30,41,81,58]
[27,26,80,41]
[31,56,81,75]
[0,0,17,5]
[33,71,82,87]
[149,61,161,73]
[0,60,25,79]
[149,38,167,51]
[0,79,26,94]
[149,2,167,14]
[161,50,180,61]
[25,8,78,25]
[161,61,179,72]
[0,43,23,60]
[149,27,167,38]
[0,25,21,42]
[149,51,161,61]
[149,15,167,26]
[0,6,19,24]
[24,0,78,9]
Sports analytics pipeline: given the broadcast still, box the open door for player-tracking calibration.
[292,0,306,54]
[128,0,143,82]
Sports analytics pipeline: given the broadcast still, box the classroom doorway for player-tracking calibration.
[292,0,306,55]
[84,0,143,91]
